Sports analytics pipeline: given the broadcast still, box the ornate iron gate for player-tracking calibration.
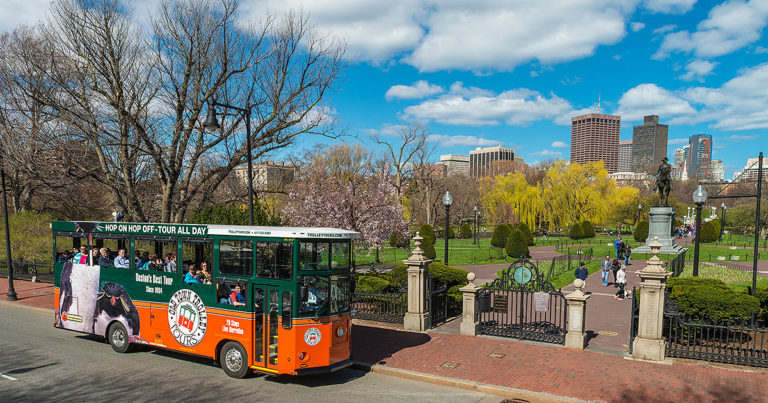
[476,258,568,344]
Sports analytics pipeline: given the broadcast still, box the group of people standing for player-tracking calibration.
[613,235,632,265]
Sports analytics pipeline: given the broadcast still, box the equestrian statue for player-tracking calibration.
[653,157,672,205]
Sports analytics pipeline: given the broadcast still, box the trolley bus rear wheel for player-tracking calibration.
[108,322,134,353]
[220,341,250,378]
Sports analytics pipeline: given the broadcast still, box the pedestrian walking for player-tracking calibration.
[614,235,623,259]
[614,265,627,300]
[601,255,612,287]
[624,244,632,265]
[611,258,621,286]
[574,262,588,287]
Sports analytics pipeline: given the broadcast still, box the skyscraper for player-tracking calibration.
[618,140,632,172]
[710,159,724,182]
[687,134,712,180]
[632,115,668,174]
[570,113,621,173]
[469,146,515,177]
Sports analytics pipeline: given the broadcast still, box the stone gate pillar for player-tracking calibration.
[565,279,590,349]
[459,272,480,336]
[404,232,432,331]
[632,237,672,361]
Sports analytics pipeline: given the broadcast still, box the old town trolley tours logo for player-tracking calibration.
[168,289,208,347]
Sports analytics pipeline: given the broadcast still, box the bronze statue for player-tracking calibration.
[653,157,672,205]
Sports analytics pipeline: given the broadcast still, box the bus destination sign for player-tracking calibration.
[98,223,207,236]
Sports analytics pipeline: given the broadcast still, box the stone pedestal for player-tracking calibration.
[635,205,685,254]
[632,237,672,361]
[403,232,432,332]
[459,273,480,336]
[564,279,590,349]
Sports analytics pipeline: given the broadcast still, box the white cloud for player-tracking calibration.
[653,24,677,34]
[426,134,499,148]
[554,106,599,126]
[680,59,717,82]
[385,81,444,100]
[655,0,768,59]
[404,83,573,126]
[0,0,50,32]
[363,123,407,137]
[551,141,568,148]
[644,0,697,14]
[615,83,696,121]
[668,138,689,145]
[529,149,563,157]
[727,134,758,141]
[631,22,646,32]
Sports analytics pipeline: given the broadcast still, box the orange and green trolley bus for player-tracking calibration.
[52,221,359,377]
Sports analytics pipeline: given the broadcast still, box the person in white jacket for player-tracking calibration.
[614,265,627,300]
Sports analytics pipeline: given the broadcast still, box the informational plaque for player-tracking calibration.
[569,306,582,332]
[493,296,508,313]
[534,291,549,312]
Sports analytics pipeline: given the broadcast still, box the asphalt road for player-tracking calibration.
[0,303,498,402]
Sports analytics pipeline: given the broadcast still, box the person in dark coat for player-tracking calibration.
[574,262,588,287]
[611,258,621,286]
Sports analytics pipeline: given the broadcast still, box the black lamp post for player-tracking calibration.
[1,152,16,301]
[692,184,708,277]
[442,191,452,264]
[636,203,642,228]
[472,205,477,245]
[204,101,255,226]
[719,202,727,242]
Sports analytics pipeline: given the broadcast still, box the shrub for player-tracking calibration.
[447,226,456,239]
[418,224,436,245]
[581,221,596,238]
[516,222,534,246]
[505,229,529,258]
[459,223,472,239]
[491,224,511,248]
[699,220,719,243]
[633,220,649,242]
[427,261,469,286]
[386,264,408,287]
[388,231,399,247]
[355,276,392,293]
[667,277,761,322]
[568,223,584,239]
[421,238,436,260]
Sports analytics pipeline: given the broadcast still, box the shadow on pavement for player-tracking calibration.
[611,379,757,402]
[351,324,431,365]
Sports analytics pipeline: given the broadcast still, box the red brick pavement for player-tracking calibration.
[0,277,54,310]
[351,324,768,403]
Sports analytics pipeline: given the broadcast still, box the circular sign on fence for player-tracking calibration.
[513,266,532,284]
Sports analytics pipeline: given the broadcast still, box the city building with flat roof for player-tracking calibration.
[232,161,296,192]
[570,113,621,173]
[710,159,724,182]
[439,154,470,177]
[733,157,768,182]
[469,146,514,177]
[618,139,632,173]
[687,134,712,180]
[632,115,668,174]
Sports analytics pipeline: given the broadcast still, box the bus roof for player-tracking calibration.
[51,221,360,240]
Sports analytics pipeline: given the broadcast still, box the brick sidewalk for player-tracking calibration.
[351,323,768,402]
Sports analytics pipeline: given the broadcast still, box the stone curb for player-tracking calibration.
[352,361,583,403]
[0,299,52,315]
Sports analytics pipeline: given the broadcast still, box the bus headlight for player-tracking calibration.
[336,327,346,337]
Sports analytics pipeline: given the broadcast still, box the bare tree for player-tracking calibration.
[371,123,431,201]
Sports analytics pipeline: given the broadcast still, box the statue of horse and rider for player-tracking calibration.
[653,157,672,205]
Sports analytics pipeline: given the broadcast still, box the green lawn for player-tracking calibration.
[367,237,515,266]
[676,264,768,292]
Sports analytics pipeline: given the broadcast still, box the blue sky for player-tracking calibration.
[3,0,767,179]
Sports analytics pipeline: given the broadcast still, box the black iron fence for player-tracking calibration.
[543,248,593,282]
[664,250,687,277]
[430,282,448,326]
[352,289,407,323]
[0,260,54,283]
[628,287,639,354]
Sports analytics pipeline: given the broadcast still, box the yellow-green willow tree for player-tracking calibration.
[539,160,617,229]
[479,173,541,228]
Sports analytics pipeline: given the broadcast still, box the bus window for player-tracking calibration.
[298,275,329,316]
[93,234,129,268]
[181,238,212,275]
[134,236,177,271]
[330,242,350,269]
[299,241,329,270]
[255,241,292,279]
[281,291,292,329]
[54,232,87,264]
[219,239,253,276]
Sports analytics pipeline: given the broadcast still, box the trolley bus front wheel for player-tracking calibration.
[108,322,134,353]
[220,341,250,378]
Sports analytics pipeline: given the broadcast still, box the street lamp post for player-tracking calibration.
[1,152,16,301]
[692,184,708,277]
[636,203,642,227]
[719,202,727,242]
[442,191,452,264]
[204,101,255,226]
[472,205,477,245]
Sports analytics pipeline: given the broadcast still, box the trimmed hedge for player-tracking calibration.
[386,264,408,286]
[581,221,596,238]
[421,238,436,260]
[568,223,584,239]
[506,229,529,258]
[418,224,436,245]
[634,220,649,242]
[459,223,472,239]
[699,220,719,243]
[355,276,392,293]
[491,224,511,248]
[667,277,760,322]
[428,262,469,310]
[517,222,535,246]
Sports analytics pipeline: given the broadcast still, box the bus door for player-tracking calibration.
[252,284,287,370]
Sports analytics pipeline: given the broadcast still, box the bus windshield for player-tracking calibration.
[298,274,350,317]
[299,241,350,270]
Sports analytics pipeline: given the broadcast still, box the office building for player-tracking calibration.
[672,146,688,180]
[469,146,515,177]
[710,159,724,182]
[618,140,632,172]
[733,157,768,182]
[439,154,470,177]
[687,134,712,180]
[570,113,621,173]
[632,115,668,174]
[232,161,296,192]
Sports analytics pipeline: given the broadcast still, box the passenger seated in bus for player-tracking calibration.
[134,250,141,266]
[230,284,246,307]
[97,248,114,267]
[74,246,88,264]
[165,253,177,273]
[147,254,164,271]
[114,248,130,268]
[184,264,200,284]
[199,261,212,284]
[305,278,326,310]
[57,251,69,263]
[138,252,151,269]
[216,281,231,304]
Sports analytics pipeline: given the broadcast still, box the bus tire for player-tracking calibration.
[108,322,134,353]
[220,341,250,378]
